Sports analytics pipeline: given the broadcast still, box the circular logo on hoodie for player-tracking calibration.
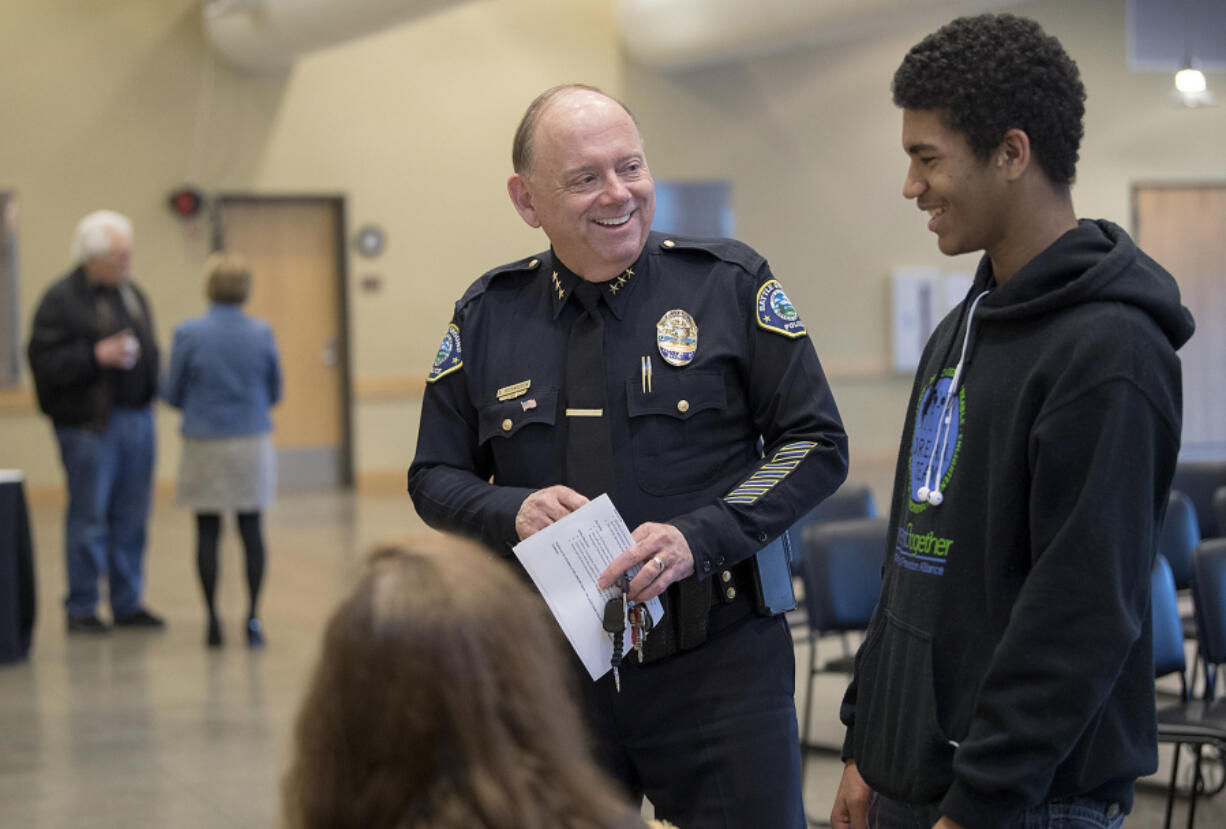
[909,370,963,512]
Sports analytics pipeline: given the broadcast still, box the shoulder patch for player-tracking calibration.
[755,279,807,338]
[426,323,463,383]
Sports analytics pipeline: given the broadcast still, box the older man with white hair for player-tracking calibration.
[28,210,164,633]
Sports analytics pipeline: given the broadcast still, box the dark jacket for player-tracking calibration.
[163,304,282,439]
[27,266,159,430]
[840,220,1195,827]
[409,232,848,656]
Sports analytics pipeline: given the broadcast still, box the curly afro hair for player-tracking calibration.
[892,14,1085,186]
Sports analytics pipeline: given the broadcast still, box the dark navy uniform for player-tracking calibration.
[409,231,848,827]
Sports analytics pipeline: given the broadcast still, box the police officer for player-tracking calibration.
[408,83,848,828]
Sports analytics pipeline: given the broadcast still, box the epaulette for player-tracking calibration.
[654,234,764,275]
[457,252,547,310]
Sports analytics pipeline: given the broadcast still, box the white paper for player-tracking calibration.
[513,494,665,681]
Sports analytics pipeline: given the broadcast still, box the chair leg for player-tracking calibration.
[1165,742,1181,829]
[1188,744,1203,829]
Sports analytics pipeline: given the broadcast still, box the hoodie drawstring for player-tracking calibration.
[918,289,992,507]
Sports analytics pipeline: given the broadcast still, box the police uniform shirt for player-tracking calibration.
[409,231,848,587]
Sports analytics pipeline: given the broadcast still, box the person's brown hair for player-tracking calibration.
[204,252,251,304]
[282,540,639,829]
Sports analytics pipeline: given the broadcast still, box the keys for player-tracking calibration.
[629,603,654,663]
[602,574,629,692]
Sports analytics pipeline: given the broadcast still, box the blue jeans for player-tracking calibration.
[870,792,1126,829]
[54,407,155,618]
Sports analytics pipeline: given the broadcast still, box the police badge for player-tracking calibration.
[656,309,698,366]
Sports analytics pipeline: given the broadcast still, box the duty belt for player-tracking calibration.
[639,559,754,664]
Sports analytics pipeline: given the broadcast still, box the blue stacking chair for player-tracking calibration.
[1153,554,1189,829]
[1162,490,1201,592]
[1172,461,1226,540]
[1157,539,1226,828]
[789,484,877,577]
[798,517,886,771]
[1213,487,1226,548]
[1161,491,1204,687]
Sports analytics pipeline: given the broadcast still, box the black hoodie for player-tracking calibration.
[840,220,1195,827]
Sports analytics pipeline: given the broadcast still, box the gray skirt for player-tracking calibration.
[176,434,276,512]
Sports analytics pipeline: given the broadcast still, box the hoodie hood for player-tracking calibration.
[972,219,1195,350]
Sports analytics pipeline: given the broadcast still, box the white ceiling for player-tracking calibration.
[205,0,1041,74]
[614,0,1040,70]
[203,0,1226,76]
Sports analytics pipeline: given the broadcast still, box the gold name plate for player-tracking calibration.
[496,380,532,401]
[565,408,604,417]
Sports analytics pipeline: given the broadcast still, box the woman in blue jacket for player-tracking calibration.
[165,253,282,647]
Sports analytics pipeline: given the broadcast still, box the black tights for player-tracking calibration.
[195,511,265,621]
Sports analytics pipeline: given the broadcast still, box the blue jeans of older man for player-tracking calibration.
[54,406,155,620]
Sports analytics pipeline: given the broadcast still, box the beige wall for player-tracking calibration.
[0,0,622,492]
[2,0,1223,503]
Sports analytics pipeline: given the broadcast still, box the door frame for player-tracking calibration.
[211,193,354,487]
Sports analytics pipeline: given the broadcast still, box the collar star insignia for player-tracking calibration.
[552,271,564,300]
[607,268,633,295]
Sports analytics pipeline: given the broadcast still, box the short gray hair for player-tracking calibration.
[69,210,133,265]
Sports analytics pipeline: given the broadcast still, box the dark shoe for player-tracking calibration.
[113,608,166,629]
[67,615,111,634]
[246,617,264,648]
[206,616,223,648]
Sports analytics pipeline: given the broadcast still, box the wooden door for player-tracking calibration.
[215,197,351,488]
[1135,186,1226,457]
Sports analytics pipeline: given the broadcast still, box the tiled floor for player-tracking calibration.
[1,490,1223,827]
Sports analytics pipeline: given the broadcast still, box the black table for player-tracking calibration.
[0,473,36,663]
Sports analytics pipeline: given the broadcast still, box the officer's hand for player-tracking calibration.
[831,760,872,829]
[598,522,695,602]
[515,485,589,541]
[932,819,964,829]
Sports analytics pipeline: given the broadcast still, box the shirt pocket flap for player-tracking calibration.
[625,370,725,421]
[478,387,558,443]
